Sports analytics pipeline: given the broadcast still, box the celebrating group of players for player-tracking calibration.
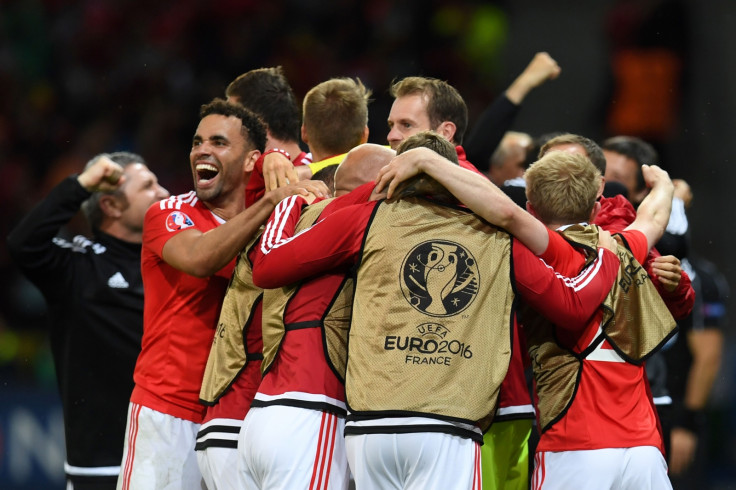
[9,54,696,490]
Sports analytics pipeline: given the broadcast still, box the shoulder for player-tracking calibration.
[151,191,200,213]
[144,191,213,236]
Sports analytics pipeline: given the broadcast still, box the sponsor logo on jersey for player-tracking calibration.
[165,211,194,232]
[399,240,479,317]
[107,272,130,289]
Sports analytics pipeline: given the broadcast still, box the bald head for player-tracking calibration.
[334,144,396,196]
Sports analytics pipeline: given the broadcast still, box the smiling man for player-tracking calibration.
[117,99,327,490]
[387,76,484,177]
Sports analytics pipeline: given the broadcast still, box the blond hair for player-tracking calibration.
[303,77,371,157]
[525,151,601,225]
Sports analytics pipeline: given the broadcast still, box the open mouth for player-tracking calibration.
[196,163,219,183]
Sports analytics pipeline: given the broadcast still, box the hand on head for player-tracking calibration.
[375,147,435,199]
[263,152,299,192]
[270,178,331,205]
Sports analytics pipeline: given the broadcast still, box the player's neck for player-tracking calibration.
[266,137,303,162]
[204,192,246,222]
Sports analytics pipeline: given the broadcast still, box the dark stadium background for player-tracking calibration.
[0,1,734,488]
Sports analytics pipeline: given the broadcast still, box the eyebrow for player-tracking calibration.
[192,134,230,144]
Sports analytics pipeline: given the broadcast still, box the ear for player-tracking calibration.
[597,177,606,200]
[359,126,369,144]
[99,195,123,219]
[436,121,457,143]
[589,200,602,223]
[244,149,260,173]
[525,201,539,220]
[301,125,309,145]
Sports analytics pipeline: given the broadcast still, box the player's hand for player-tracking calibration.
[519,52,561,88]
[375,147,432,199]
[263,152,300,192]
[597,229,618,254]
[77,156,125,192]
[296,165,313,180]
[650,255,682,292]
[669,427,697,475]
[673,179,693,208]
[268,179,330,205]
[506,52,561,104]
[641,164,673,190]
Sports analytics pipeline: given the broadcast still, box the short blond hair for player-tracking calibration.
[525,151,601,225]
[303,77,371,156]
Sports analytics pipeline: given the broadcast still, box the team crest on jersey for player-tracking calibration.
[165,211,194,232]
[400,240,479,317]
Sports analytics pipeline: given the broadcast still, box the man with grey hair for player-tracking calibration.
[7,152,169,489]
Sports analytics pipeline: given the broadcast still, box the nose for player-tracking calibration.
[191,141,212,159]
[387,128,403,150]
[157,184,170,199]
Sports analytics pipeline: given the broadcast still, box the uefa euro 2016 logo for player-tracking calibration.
[165,211,194,232]
[400,240,479,317]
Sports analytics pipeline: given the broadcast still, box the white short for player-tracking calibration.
[238,405,349,490]
[196,418,244,490]
[117,403,205,490]
[532,446,671,490]
[346,432,482,490]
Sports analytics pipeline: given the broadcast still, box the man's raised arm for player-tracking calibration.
[625,164,675,251]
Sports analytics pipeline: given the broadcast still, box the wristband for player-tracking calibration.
[262,148,291,161]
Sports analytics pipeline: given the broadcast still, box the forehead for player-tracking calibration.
[389,94,430,123]
[195,114,244,140]
[549,143,587,157]
[121,163,152,186]
[603,150,638,173]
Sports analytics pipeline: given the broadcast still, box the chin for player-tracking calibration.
[195,187,219,202]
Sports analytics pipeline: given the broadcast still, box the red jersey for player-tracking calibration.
[456,145,485,176]
[534,227,664,454]
[245,150,312,208]
[495,324,534,421]
[252,184,376,415]
[132,192,236,423]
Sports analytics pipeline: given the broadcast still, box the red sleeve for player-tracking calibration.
[538,227,585,276]
[142,201,201,258]
[322,182,375,215]
[252,198,378,289]
[513,242,620,329]
[245,154,267,208]
[618,229,649,264]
